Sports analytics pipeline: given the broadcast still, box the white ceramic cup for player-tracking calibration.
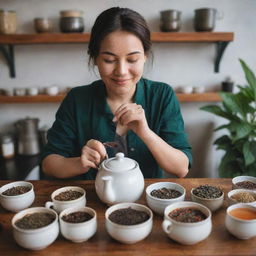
[0,181,35,212]
[59,206,97,243]
[225,203,256,239]
[146,182,186,215]
[105,202,153,244]
[12,207,59,250]
[227,189,256,206]
[162,201,212,245]
[190,187,224,212]
[45,186,86,214]
[232,176,256,190]
[26,87,39,96]
[45,86,59,96]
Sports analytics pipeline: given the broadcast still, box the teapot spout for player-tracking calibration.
[102,176,116,205]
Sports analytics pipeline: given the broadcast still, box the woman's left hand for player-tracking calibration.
[113,103,149,136]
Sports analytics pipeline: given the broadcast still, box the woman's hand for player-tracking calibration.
[81,139,107,169]
[113,103,150,137]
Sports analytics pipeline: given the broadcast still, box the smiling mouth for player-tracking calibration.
[112,79,130,85]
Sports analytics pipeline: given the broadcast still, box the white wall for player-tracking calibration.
[1,0,256,177]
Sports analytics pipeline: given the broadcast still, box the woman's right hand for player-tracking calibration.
[81,139,107,170]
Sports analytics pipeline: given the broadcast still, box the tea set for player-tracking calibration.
[0,153,256,250]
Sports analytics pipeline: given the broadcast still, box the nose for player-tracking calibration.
[114,60,128,76]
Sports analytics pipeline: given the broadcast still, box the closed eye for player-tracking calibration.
[127,59,138,63]
[103,59,116,64]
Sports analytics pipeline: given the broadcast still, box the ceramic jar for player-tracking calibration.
[95,153,144,205]
[0,10,17,34]
[59,10,84,33]
[34,18,53,33]
[160,9,182,32]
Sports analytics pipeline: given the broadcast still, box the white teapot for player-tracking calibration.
[95,153,144,205]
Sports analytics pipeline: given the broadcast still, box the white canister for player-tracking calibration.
[1,134,15,159]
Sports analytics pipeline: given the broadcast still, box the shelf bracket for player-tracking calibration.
[0,44,15,78]
[215,41,229,73]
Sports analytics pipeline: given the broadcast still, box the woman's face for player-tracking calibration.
[95,30,147,97]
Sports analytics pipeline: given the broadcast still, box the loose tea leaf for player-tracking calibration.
[109,207,150,225]
[231,192,256,203]
[2,186,31,196]
[235,181,256,190]
[15,212,55,229]
[62,211,93,223]
[169,207,207,223]
[150,187,182,199]
[54,190,83,201]
[193,185,223,199]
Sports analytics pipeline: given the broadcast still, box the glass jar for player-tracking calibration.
[1,134,15,159]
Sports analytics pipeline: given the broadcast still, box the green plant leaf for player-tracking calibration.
[220,92,251,119]
[200,105,239,121]
[214,124,230,131]
[218,151,242,177]
[237,85,254,101]
[239,59,256,100]
[200,59,256,178]
[231,121,252,141]
[243,141,255,166]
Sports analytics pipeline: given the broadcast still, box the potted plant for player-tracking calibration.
[201,59,256,177]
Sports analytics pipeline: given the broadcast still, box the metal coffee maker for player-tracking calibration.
[15,117,40,155]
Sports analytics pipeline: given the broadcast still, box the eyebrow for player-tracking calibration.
[101,51,142,56]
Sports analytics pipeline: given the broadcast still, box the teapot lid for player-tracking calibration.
[104,152,136,172]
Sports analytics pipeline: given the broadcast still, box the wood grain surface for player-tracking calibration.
[0,178,255,256]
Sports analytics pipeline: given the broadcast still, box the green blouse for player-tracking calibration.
[41,78,192,179]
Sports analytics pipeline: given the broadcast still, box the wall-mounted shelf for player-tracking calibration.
[0,92,221,104]
[0,32,234,77]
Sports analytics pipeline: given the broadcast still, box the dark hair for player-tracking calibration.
[88,7,151,65]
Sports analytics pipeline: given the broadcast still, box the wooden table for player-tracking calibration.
[0,178,255,256]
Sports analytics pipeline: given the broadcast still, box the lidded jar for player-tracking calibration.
[95,153,144,205]
[59,10,84,33]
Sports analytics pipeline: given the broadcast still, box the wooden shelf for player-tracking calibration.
[0,32,234,44]
[0,92,221,104]
[177,92,220,102]
[0,32,234,77]
[0,94,66,103]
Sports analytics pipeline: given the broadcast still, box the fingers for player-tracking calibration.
[113,103,144,125]
[81,139,107,169]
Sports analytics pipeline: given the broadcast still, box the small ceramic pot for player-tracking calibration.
[232,176,256,190]
[45,186,86,214]
[225,203,256,239]
[0,181,35,212]
[26,87,39,96]
[105,202,153,244]
[162,201,212,245]
[45,86,59,96]
[191,188,224,212]
[146,182,186,215]
[59,206,97,243]
[12,207,59,250]
[227,189,256,206]
[60,17,84,33]
[34,18,53,33]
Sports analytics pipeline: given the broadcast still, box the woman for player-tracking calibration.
[42,7,192,179]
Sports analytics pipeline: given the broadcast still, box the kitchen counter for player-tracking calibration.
[0,178,255,256]
[0,155,41,180]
